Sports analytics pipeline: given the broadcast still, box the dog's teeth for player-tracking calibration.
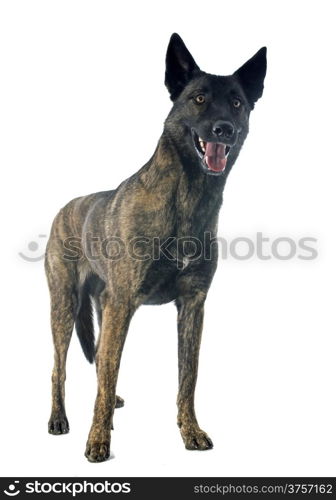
[199,138,206,153]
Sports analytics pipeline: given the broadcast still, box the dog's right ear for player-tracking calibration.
[165,33,200,101]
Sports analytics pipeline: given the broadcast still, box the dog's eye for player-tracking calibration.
[233,98,241,108]
[194,94,205,104]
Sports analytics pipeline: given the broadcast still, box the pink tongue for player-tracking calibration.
[205,142,227,172]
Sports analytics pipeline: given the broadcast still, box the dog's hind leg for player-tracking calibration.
[85,290,132,462]
[46,256,77,435]
[176,291,213,450]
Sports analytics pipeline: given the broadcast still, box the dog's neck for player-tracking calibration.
[139,130,226,237]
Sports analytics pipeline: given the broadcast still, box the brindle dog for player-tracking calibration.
[45,33,267,462]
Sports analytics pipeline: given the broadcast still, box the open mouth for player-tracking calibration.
[192,130,231,174]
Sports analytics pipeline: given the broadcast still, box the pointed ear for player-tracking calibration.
[165,33,200,101]
[234,47,267,108]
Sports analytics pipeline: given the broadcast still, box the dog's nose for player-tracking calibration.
[212,121,235,140]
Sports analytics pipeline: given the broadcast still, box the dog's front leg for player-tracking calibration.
[176,292,213,450]
[85,295,132,462]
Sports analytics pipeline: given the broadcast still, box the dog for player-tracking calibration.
[45,33,267,462]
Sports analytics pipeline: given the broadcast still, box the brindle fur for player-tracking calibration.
[45,34,266,462]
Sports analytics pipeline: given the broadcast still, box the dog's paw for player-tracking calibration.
[115,395,124,408]
[180,426,213,451]
[48,414,69,435]
[85,441,110,463]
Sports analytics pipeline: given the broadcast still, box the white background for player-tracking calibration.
[1,0,335,478]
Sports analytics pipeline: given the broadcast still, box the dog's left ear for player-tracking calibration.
[165,33,200,101]
[234,47,267,108]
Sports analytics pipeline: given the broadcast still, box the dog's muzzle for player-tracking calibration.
[192,129,232,174]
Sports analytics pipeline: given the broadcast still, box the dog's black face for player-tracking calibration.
[164,34,267,177]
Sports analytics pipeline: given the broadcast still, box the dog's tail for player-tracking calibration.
[75,278,95,364]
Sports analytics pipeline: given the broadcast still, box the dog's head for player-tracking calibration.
[164,33,267,177]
